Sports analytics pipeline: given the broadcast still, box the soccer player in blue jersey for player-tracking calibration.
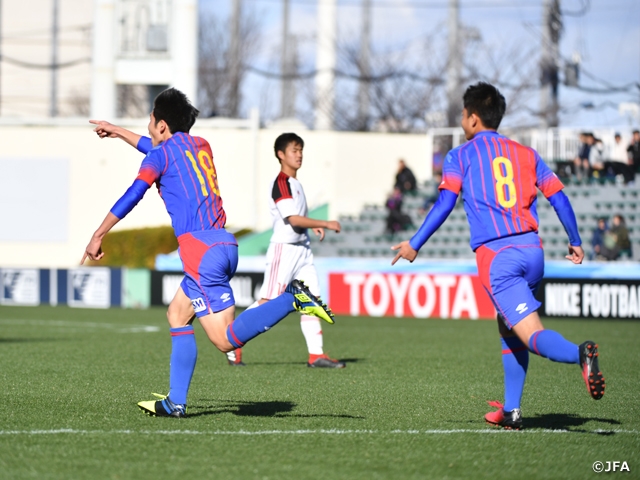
[391,82,605,429]
[83,88,335,418]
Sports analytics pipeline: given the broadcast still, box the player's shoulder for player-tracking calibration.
[189,134,211,149]
[503,135,538,156]
[143,143,165,161]
[443,143,468,166]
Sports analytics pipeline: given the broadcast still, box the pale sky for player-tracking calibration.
[201,0,640,129]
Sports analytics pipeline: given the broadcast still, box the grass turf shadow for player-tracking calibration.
[523,413,622,432]
[0,337,71,343]
[241,357,364,367]
[188,399,364,419]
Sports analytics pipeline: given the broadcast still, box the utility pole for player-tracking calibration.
[315,0,336,130]
[540,0,562,127]
[228,0,242,117]
[357,0,371,131]
[50,0,59,117]
[446,0,461,127]
[280,0,295,118]
[0,0,3,116]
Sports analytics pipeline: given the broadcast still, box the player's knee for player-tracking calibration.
[207,333,233,352]
[166,306,189,328]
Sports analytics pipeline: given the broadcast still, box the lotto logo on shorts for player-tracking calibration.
[192,297,207,313]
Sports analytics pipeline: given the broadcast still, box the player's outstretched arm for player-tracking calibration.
[89,120,150,152]
[288,216,341,241]
[547,191,583,264]
[81,212,120,264]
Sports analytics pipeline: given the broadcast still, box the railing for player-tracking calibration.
[116,0,171,57]
[426,127,627,175]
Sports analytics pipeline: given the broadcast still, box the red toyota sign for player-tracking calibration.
[329,272,495,319]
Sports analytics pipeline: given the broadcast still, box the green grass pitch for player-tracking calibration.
[0,305,638,479]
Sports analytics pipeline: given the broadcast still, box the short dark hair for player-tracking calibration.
[462,82,506,130]
[274,133,304,161]
[633,130,640,135]
[152,88,199,134]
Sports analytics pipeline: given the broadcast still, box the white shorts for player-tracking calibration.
[259,242,319,299]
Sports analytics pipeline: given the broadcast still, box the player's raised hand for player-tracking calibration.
[326,220,341,233]
[89,120,119,139]
[565,244,584,264]
[313,227,326,242]
[391,241,418,265]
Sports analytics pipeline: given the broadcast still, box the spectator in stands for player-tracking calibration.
[395,159,417,194]
[573,132,591,182]
[610,214,632,260]
[606,133,633,184]
[590,217,608,260]
[588,136,605,182]
[385,187,412,235]
[628,130,640,184]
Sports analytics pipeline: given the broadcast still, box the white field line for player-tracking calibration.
[0,318,160,333]
[0,428,637,436]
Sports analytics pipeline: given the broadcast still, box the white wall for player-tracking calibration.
[0,120,428,267]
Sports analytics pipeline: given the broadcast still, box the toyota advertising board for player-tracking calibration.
[328,272,495,319]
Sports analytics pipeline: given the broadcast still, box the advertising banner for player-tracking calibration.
[540,278,640,319]
[0,268,40,306]
[328,272,495,319]
[150,271,264,308]
[67,267,112,308]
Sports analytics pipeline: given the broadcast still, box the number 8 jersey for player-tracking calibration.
[136,132,227,236]
[439,130,564,250]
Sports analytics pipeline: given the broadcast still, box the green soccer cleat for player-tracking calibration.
[285,279,335,324]
[137,395,187,418]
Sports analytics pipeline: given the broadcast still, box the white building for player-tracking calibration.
[0,0,197,119]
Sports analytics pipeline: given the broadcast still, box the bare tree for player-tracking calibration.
[116,85,149,118]
[298,29,448,133]
[68,87,91,116]
[198,9,262,118]
[463,37,541,128]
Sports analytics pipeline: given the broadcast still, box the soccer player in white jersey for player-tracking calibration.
[226,133,345,368]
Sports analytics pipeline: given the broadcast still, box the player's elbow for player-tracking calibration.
[287,215,301,227]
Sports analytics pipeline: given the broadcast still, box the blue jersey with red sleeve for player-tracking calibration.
[134,132,226,237]
[439,130,564,250]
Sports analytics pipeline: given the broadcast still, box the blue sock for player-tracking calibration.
[501,337,529,412]
[227,293,295,348]
[168,325,197,405]
[529,330,579,364]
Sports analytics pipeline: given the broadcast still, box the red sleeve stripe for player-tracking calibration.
[273,172,293,203]
[136,168,158,186]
